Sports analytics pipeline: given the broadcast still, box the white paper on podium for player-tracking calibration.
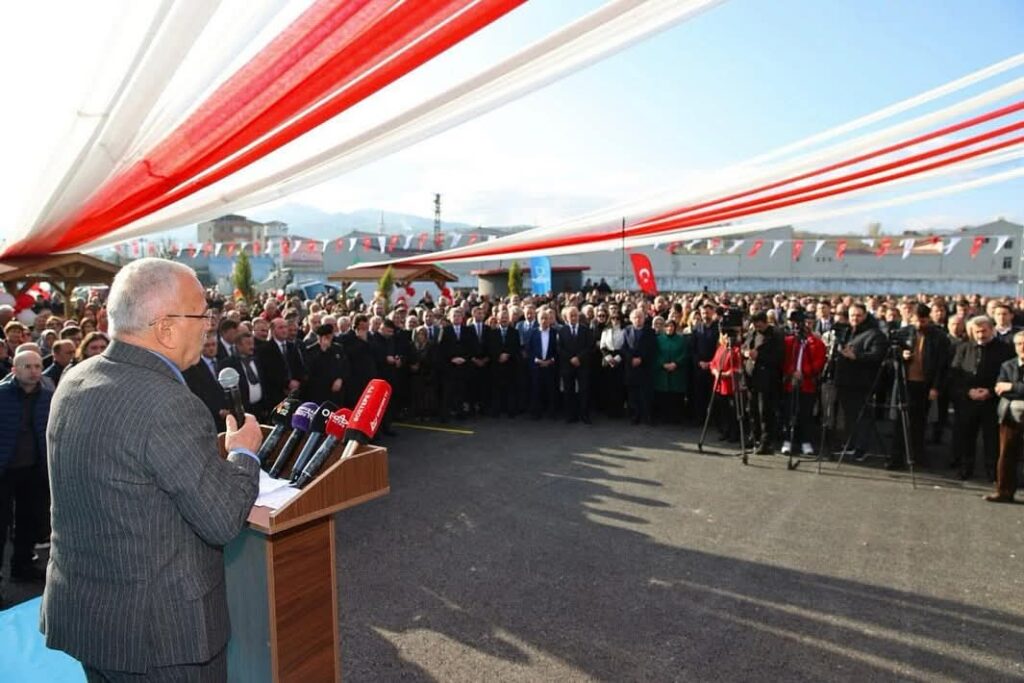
[254,470,302,510]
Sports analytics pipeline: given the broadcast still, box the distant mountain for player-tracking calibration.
[248,202,529,239]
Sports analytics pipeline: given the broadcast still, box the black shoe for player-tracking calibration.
[10,564,45,582]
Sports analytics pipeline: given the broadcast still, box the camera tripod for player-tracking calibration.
[697,337,751,465]
[833,344,917,488]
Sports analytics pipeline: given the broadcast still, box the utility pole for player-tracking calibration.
[433,193,442,249]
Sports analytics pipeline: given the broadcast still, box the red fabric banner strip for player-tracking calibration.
[747,239,764,257]
[970,235,985,258]
[791,239,804,261]
[13,0,524,257]
[835,239,847,260]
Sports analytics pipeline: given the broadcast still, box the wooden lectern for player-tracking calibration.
[221,429,389,683]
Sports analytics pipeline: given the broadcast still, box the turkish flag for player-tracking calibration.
[747,239,764,258]
[875,237,892,258]
[630,253,658,295]
[970,235,985,258]
[835,239,847,260]
[388,235,400,252]
[362,237,372,252]
[791,239,804,261]
[417,232,429,249]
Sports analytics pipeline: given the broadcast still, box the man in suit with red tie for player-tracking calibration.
[558,306,592,423]
[528,308,559,419]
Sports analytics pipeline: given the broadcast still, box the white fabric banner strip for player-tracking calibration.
[813,239,826,257]
[727,239,744,254]
[944,237,962,256]
[371,72,1024,266]
[769,240,784,258]
[80,0,729,247]
[1,0,309,248]
[993,234,1010,253]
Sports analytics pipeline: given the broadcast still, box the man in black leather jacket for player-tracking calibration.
[833,303,886,459]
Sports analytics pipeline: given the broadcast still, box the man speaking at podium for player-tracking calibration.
[41,258,262,682]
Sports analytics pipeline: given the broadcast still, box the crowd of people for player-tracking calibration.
[3,273,1024,605]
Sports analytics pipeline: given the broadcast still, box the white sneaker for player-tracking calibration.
[781,441,792,455]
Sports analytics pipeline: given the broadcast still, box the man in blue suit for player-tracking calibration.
[528,308,559,419]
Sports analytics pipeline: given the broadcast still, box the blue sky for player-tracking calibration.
[260,0,1024,234]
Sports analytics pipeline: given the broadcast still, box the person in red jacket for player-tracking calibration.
[781,310,827,455]
[710,332,744,442]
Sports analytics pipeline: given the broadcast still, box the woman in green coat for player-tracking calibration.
[654,319,693,424]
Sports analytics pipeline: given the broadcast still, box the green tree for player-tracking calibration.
[377,265,396,309]
[232,249,255,303]
[508,260,523,296]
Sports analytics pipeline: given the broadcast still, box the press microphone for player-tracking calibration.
[255,396,302,465]
[217,367,246,427]
[293,408,352,488]
[289,401,338,483]
[337,379,392,464]
[268,402,318,478]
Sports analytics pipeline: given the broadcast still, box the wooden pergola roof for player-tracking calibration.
[327,263,458,284]
[0,252,121,298]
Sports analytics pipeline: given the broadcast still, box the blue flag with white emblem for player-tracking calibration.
[529,256,552,295]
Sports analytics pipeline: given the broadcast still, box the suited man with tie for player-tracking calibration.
[528,308,559,419]
[221,330,270,423]
[183,332,227,432]
[468,306,492,415]
[558,306,592,423]
[438,307,476,420]
[990,331,1024,502]
[691,304,720,425]
[623,308,658,424]
[257,317,305,406]
[215,318,239,363]
[489,308,521,417]
[814,302,834,336]
[42,258,262,680]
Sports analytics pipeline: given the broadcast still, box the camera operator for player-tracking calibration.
[890,303,949,470]
[948,316,1013,480]
[833,303,886,460]
[781,310,826,456]
[742,311,784,454]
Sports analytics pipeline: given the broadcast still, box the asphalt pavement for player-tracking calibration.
[336,417,1024,682]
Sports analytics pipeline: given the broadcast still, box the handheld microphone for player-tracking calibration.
[255,396,302,465]
[294,408,351,488]
[268,402,317,478]
[336,379,392,466]
[289,401,338,482]
[217,367,246,427]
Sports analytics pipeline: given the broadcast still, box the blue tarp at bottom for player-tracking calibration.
[0,597,84,682]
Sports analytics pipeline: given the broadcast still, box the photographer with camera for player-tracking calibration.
[833,303,886,460]
[948,315,1014,480]
[743,311,784,454]
[890,303,949,469]
[781,310,826,456]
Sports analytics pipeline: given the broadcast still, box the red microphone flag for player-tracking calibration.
[348,379,392,441]
[629,253,658,295]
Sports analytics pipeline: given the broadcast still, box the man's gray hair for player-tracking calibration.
[107,258,197,337]
[1013,330,1024,344]
[967,315,994,331]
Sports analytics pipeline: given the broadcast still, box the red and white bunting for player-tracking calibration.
[813,239,826,257]
[791,239,804,261]
[747,239,764,257]
[769,240,784,258]
[377,235,387,253]
[993,234,1010,253]
[727,239,744,254]
[970,235,985,258]
[835,239,847,260]
[450,233,463,248]
[943,237,961,255]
